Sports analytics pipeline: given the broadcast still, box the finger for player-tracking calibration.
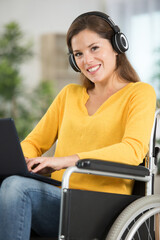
[26,157,35,164]
[32,161,47,173]
[27,158,41,171]
[26,158,35,165]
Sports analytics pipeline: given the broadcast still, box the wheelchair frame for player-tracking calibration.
[58,109,160,240]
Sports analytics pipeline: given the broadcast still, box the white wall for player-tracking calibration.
[0,0,105,33]
[0,0,104,87]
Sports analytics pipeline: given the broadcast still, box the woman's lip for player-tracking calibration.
[87,64,101,73]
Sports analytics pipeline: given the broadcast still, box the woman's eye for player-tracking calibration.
[91,46,99,52]
[74,52,82,58]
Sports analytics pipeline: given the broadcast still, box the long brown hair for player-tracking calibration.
[67,14,140,89]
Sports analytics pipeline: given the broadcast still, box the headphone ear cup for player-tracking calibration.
[112,33,129,54]
[69,54,81,72]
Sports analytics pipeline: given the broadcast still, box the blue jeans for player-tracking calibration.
[0,175,61,240]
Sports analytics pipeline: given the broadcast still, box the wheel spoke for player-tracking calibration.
[106,196,160,240]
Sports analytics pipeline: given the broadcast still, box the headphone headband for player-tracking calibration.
[68,11,129,72]
[72,11,120,34]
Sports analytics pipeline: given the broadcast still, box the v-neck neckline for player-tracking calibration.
[82,82,133,116]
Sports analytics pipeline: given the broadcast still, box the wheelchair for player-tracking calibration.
[31,109,160,240]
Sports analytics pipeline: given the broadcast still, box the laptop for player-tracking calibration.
[0,118,61,186]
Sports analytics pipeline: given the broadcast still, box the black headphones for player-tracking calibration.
[68,11,129,72]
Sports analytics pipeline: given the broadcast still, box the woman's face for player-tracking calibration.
[71,29,118,85]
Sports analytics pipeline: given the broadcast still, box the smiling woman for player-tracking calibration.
[67,12,137,89]
[66,12,141,115]
[70,28,130,115]
[0,11,157,240]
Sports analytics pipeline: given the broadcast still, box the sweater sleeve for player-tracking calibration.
[77,83,156,166]
[21,86,67,158]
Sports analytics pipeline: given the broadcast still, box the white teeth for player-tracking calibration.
[88,65,100,72]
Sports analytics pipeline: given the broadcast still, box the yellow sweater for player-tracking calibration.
[21,82,156,195]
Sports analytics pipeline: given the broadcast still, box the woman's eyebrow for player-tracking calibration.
[88,42,99,48]
[73,49,80,53]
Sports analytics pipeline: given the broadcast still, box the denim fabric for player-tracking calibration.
[0,175,61,240]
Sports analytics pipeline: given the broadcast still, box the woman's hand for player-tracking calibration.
[26,155,79,175]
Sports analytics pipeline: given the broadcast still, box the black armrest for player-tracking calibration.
[76,159,150,177]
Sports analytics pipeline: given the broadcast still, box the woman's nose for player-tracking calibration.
[83,52,94,65]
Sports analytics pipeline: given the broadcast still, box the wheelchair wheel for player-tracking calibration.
[106,195,160,240]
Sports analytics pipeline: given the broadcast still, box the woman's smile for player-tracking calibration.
[87,64,101,74]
